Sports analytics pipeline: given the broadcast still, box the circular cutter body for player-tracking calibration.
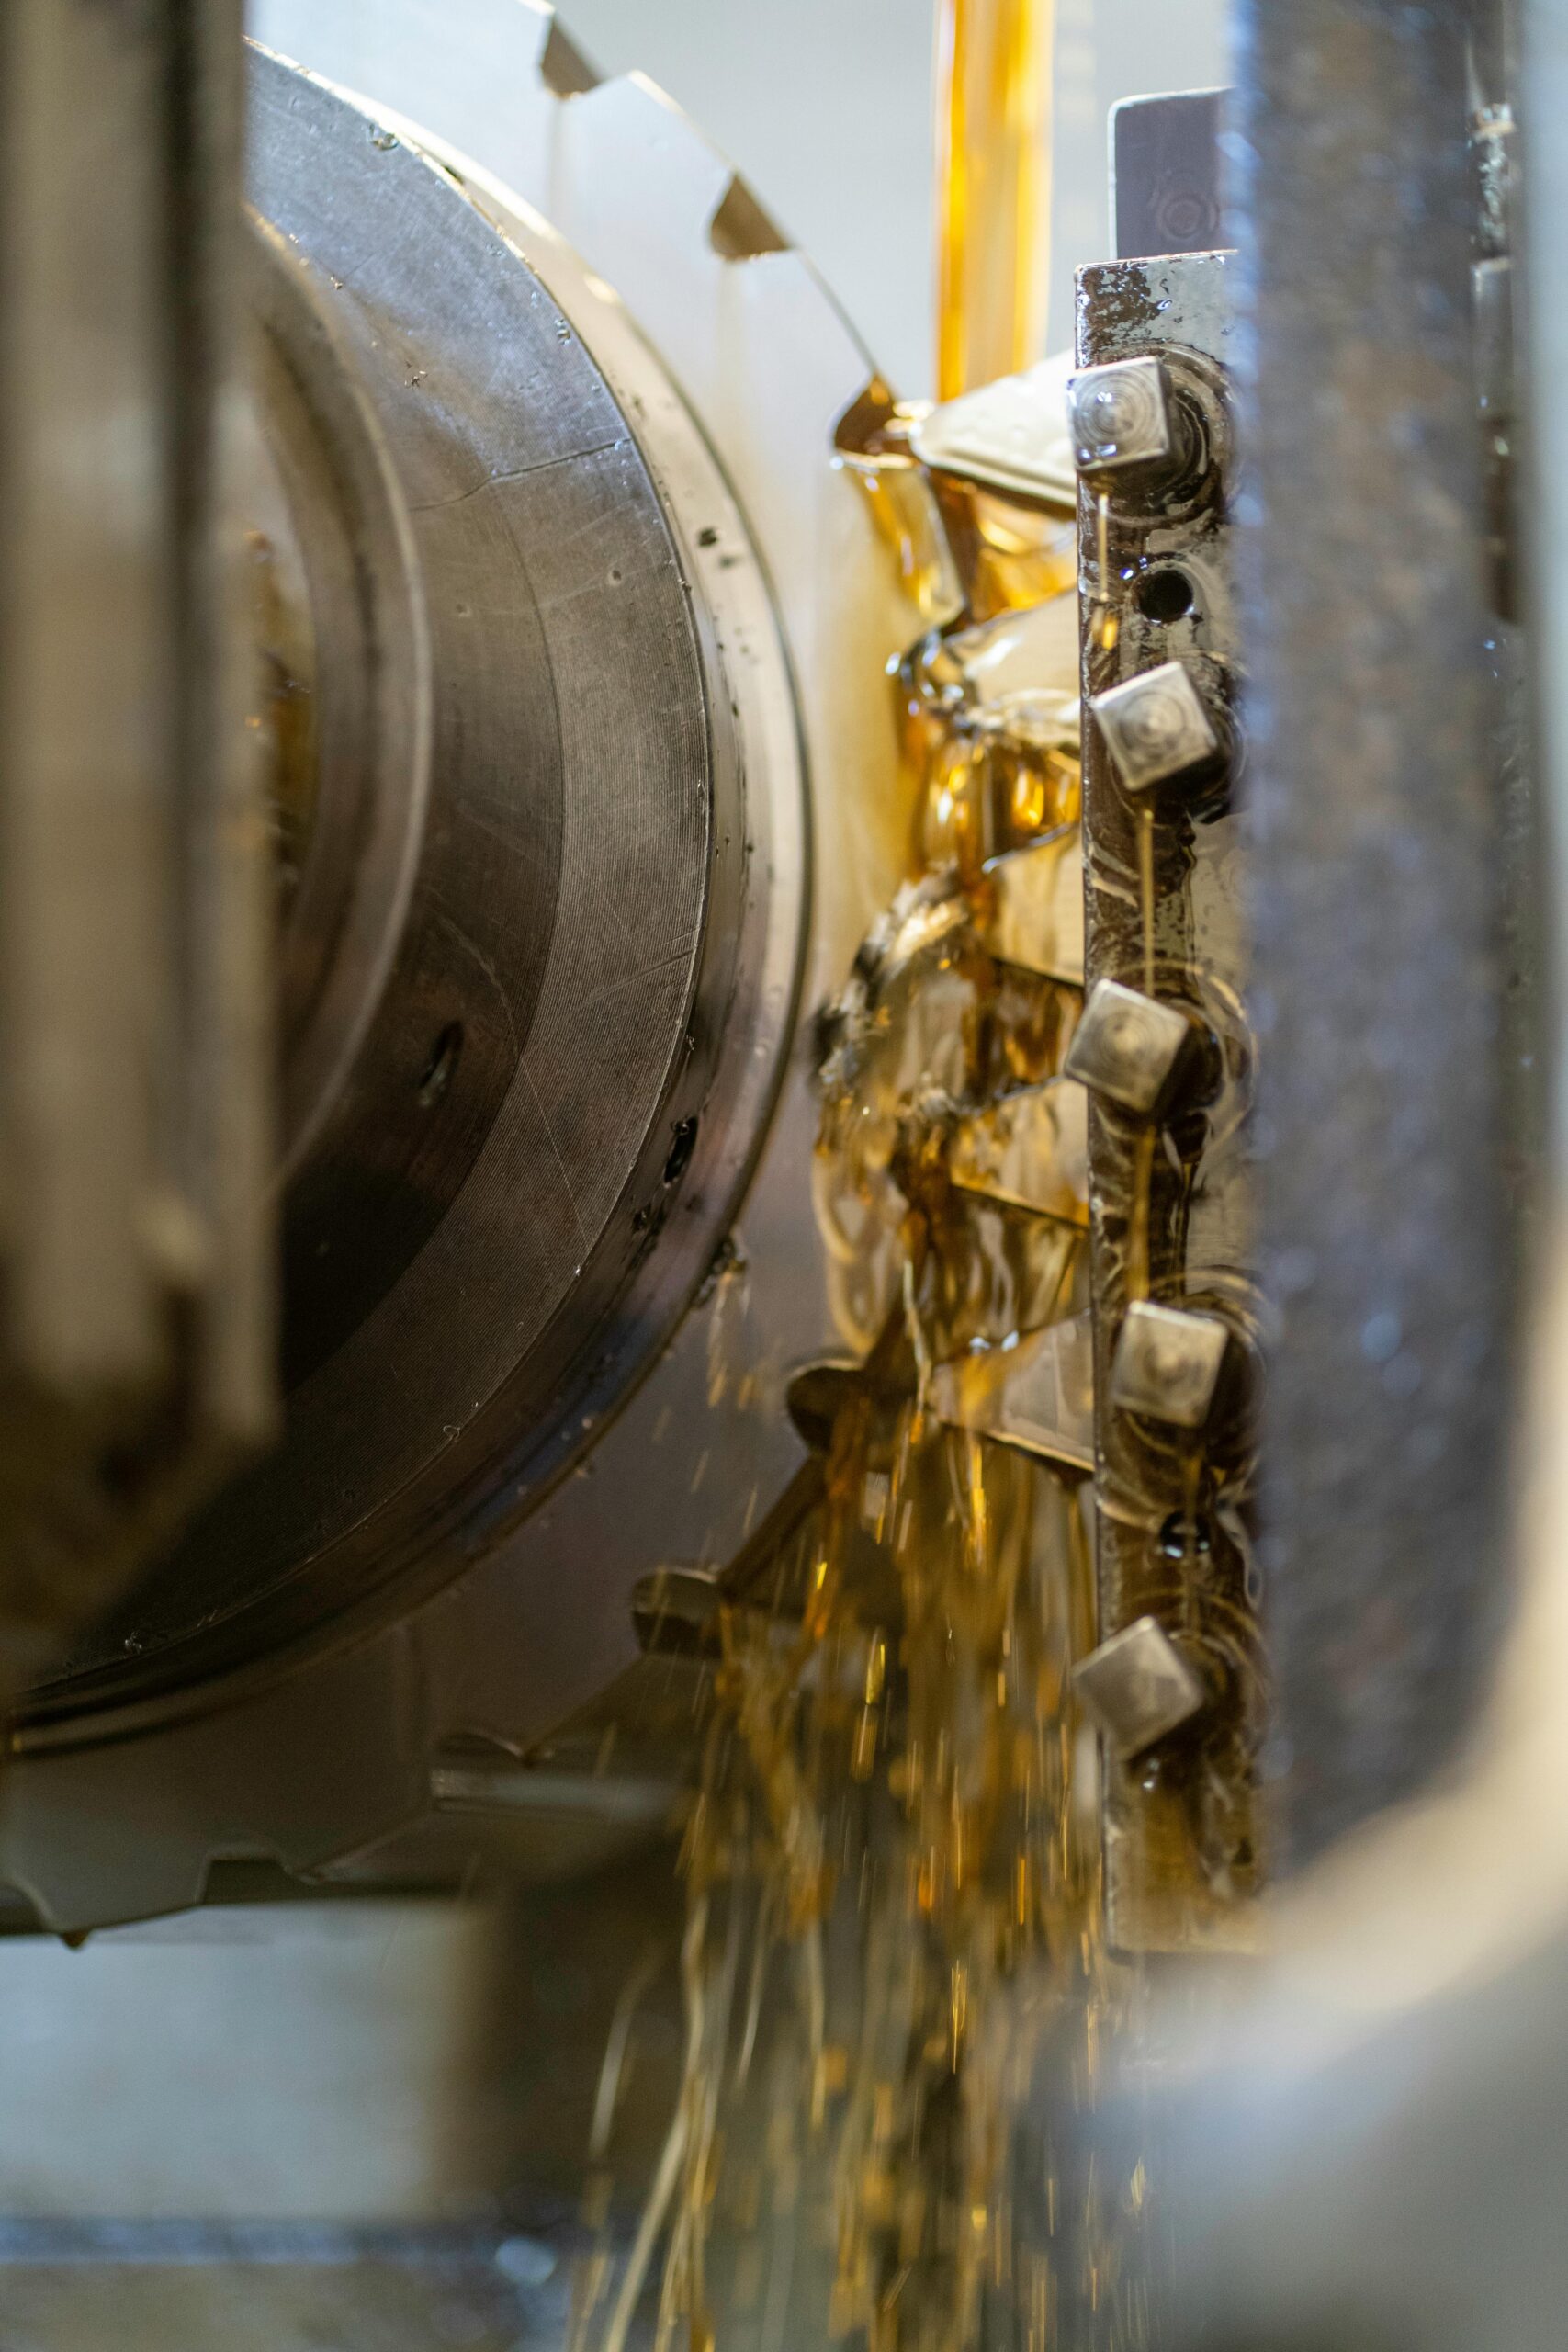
[0,6,919,1931]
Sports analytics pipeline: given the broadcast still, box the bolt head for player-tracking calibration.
[1074,1616,1207,1758]
[1066,979,1192,1115]
[1067,356,1174,474]
[1111,1300,1229,1430]
[1090,661,1220,793]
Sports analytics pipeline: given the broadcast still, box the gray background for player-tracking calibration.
[562,0,1232,390]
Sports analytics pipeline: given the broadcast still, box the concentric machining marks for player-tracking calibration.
[0,8,914,1932]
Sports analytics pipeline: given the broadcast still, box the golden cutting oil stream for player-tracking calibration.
[935,0,1054,400]
[569,13,1174,2343]
[568,471,1153,2346]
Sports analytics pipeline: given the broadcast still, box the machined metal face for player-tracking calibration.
[28,48,773,1713]
[247,217,434,1202]
[0,7,913,1932]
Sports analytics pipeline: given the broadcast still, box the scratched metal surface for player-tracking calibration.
[1076,251,1264,1954]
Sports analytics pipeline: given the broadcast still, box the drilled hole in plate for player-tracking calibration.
[1136,567,1196,624]
[1157,1507,1214,1563]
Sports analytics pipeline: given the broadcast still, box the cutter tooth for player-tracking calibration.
[252,0,918,986]
[984,823,1084,986]
[249,0,568,220]
[949,1079,1089,1227]
[929,1314,1096,1477]
[708,174,792,260]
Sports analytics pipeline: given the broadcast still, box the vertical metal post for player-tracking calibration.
[1231,1,1508,1863]
[0,0,272,1673]
[1520,2,1568,1184]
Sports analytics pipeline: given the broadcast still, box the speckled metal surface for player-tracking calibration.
[1230,0,1510,1866]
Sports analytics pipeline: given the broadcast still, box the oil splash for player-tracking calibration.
[570,389,1156,2350]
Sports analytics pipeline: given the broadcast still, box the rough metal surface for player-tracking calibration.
[1231,0,1508,1863]
[1077,252,1263,1953]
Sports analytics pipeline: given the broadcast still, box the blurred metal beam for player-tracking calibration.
[1520,0,1568,1176]
[0,0,272,1681]
[1230,0,1509,1863]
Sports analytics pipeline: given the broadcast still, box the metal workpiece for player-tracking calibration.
[1231,0,1509,1866]
[0,9,917,1931]
[1075,1616,1208,1760]
[1111,1302,1229,1432]
[1077,248,1263,1952]
[39,48,761,1694]
[1089,660,1222,794]
[1066,978,1196,1117]
[0,0,274,1678]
